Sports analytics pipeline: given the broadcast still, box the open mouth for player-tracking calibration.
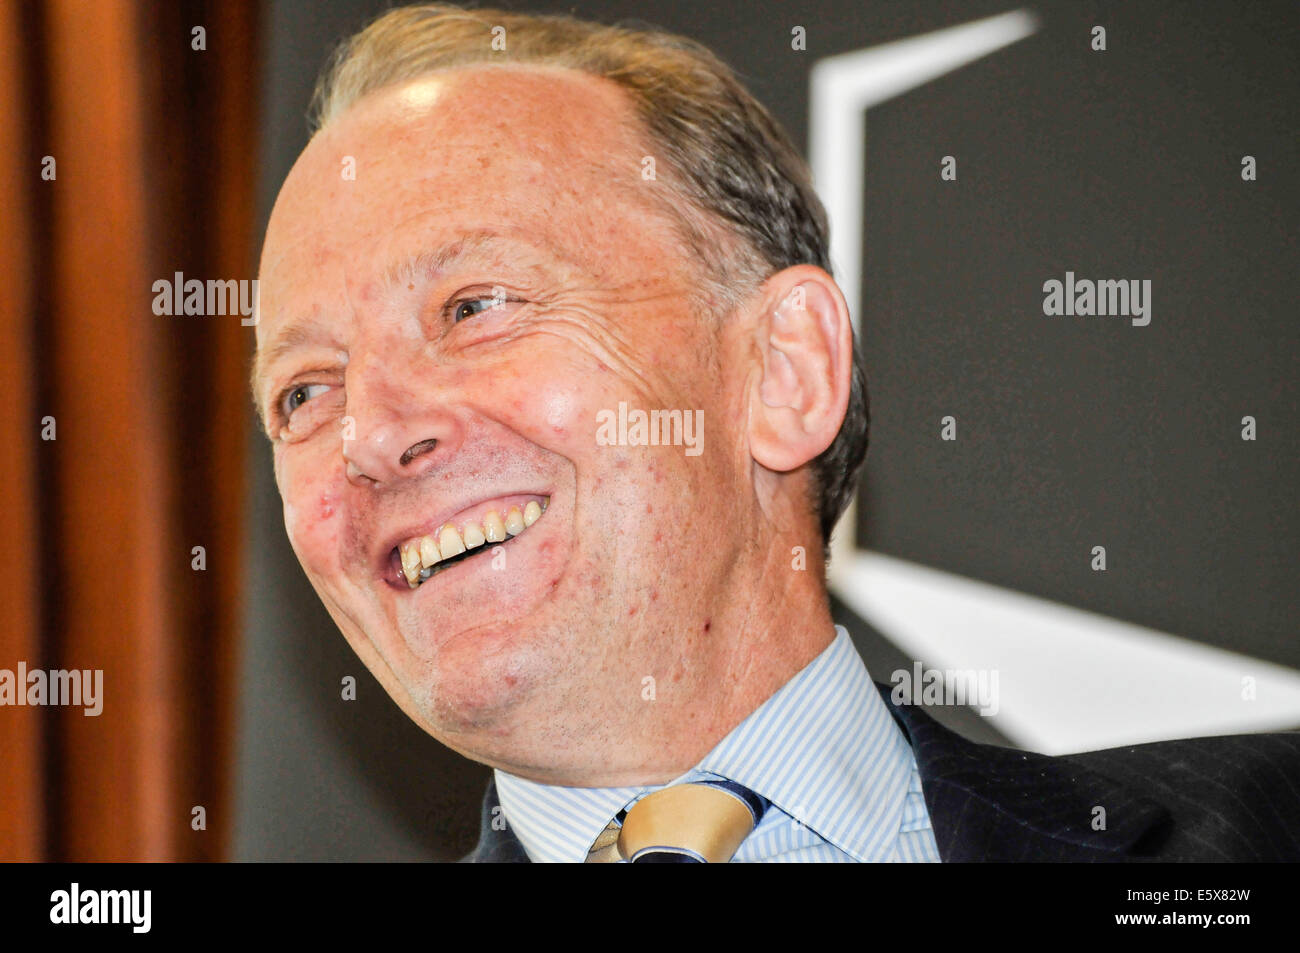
[389,495,549,589]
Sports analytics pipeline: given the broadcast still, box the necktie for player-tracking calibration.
[585,779,768,863]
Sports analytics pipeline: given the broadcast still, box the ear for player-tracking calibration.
[748,265,853,474]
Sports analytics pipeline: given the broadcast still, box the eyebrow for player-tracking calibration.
[250,229,565,408]
[250,315,338,412]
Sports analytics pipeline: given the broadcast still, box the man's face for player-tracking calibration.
[254,66,757,779]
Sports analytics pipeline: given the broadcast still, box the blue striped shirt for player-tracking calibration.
[494,625,941,862]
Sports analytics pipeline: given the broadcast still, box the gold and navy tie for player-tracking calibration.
[585,780,769,863]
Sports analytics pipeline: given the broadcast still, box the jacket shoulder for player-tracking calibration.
[875,680,1300,861]
[1061,730,1300,861]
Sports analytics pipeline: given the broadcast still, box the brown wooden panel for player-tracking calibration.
[132,0,261,862]
[0,0,45,863]
[45,0,178,861]
[6,0,258,863]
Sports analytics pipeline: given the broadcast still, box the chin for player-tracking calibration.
[407,613,563,734]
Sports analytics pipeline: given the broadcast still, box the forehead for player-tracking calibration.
[256,65,665,334]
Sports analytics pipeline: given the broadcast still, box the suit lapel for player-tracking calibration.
[874,682,1170,861]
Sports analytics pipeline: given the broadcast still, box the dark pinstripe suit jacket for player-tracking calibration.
[463,682,1300,862]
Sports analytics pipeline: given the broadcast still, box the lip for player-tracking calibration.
[374,490,552,585]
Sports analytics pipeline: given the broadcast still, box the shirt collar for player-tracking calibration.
[494,625,915,862]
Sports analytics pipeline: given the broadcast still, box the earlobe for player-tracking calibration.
[747,267,853,475]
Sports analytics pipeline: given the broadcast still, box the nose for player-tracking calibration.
[341,349,463,486]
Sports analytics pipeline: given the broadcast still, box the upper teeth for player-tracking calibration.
[399,499,545,588]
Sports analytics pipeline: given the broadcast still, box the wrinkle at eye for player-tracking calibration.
[522,314,688,408]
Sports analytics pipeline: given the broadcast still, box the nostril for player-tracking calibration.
[399,438,438,467]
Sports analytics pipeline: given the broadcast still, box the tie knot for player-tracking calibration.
[589,780,768,863]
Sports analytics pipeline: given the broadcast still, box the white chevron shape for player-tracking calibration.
[806,13,1300,754]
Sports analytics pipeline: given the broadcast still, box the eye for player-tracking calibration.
[281,382,331,417]
[451,296,499,323]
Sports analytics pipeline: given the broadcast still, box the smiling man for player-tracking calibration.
[252,4,1300,863]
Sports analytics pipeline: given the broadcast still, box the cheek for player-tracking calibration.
[491,356,610,450]
[542,389,577,437]
[277,447,344,568]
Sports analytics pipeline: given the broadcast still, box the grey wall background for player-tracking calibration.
[235,0,1298,860]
